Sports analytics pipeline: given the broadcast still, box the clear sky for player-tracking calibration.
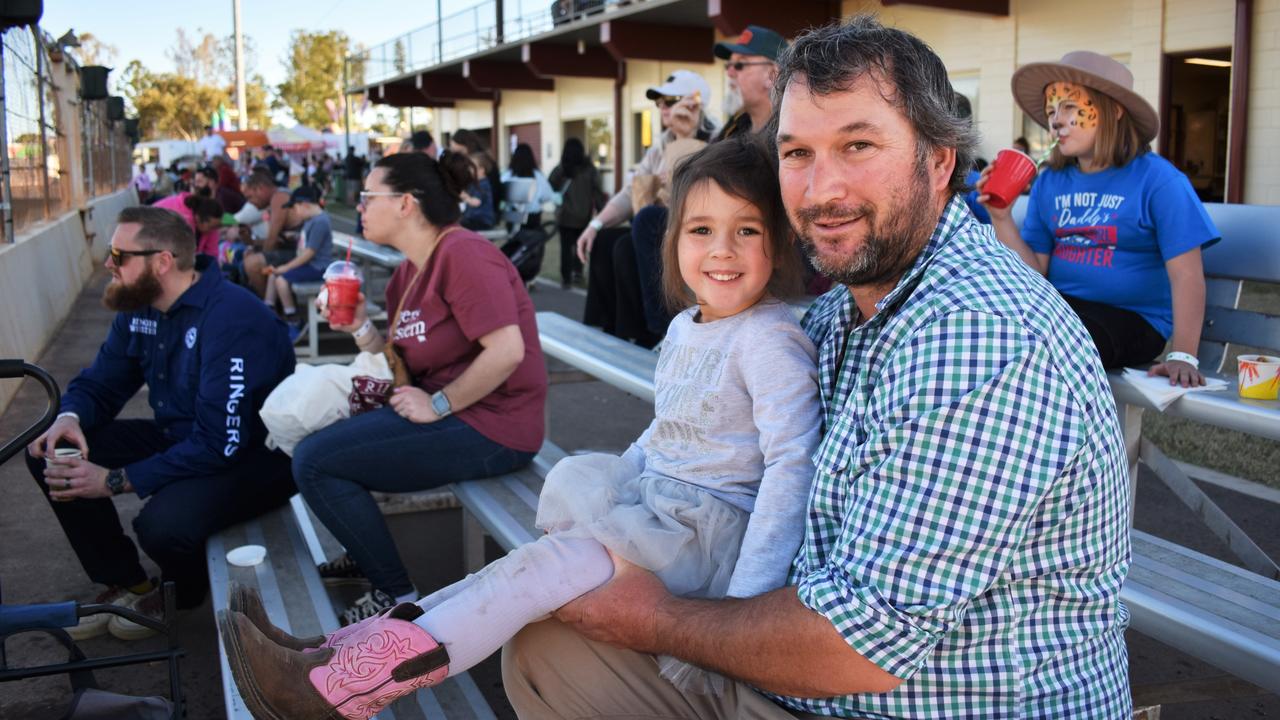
[39,1,553,89]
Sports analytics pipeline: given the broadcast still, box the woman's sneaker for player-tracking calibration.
[317,553,368,587]
[340,589,398,627]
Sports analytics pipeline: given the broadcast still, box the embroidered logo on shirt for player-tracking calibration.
[185,327,198,349]
[129,318,158,335]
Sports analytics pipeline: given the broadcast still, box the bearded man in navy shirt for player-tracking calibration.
[26,206,296,641]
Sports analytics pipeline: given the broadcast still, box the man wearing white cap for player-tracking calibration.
[578,69,718,347]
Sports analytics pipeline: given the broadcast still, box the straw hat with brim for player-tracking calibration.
[1011,51,1159,145]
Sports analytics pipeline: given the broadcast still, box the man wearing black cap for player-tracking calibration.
[713,25,787,140]
[264,185,334,341]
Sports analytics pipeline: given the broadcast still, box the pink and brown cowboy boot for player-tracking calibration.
[218,602,450,720]
[229,583,328,651]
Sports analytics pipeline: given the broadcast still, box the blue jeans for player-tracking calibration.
[630,204,673,337]
[292,407,535,597]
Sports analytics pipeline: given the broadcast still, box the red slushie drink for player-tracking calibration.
[323,261,363,326]
[984,149,1038,209]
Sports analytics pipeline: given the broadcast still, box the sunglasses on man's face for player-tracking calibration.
[108,246,163,265]
[655,96,683,109]
[724,60,772,72]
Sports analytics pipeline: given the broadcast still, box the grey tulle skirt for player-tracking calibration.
[535,452,748,694]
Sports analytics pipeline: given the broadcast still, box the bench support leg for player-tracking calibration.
[1141,439,1280,580]
[462,511,486,573]
[1121,402,1143,527]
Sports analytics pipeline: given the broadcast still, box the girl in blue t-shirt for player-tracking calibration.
[977,51,1218,387]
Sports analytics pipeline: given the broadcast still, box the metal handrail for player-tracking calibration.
[0,360,60,466]
[349,0,643,89]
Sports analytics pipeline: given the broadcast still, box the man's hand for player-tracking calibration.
[668,93,702,140]
[389,386,439,424]
[43,458,113,501]
[28,415,88,459]
[1148,360,1205,388]
[554,551,670,653]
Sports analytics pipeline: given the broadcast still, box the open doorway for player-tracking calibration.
[1161,49,1231,202]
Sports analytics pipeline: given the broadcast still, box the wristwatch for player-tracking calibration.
[430,390,453,418]
[106,468,128,496]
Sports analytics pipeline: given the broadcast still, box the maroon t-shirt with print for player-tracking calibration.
[384,228,546,453]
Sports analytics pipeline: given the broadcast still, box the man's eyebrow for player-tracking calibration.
[777,120,882,144]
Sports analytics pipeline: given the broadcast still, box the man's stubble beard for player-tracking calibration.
[103,262,163,312]
[794,155,937,288]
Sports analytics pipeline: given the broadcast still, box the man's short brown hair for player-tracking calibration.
[116,206,197,270]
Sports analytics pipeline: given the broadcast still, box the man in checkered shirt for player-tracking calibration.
[503,16,1132,719]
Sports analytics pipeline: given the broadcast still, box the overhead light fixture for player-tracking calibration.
[1184,58,1231,68]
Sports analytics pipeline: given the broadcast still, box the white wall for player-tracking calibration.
[0,188,137,415]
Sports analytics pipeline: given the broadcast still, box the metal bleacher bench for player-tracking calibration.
[534,303,1280,697]
[206,499,497,720]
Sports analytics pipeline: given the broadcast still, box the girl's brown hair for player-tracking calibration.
[1046,86,1149,171]
[660,136,803,312]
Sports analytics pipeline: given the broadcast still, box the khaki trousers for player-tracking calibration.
[502,618,831,720]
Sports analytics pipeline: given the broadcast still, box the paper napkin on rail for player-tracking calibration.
[1121,368,1230,411]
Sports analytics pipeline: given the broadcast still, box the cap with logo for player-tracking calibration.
[713,25,787,62]
[283,185,321,208]
[644,69,713,104]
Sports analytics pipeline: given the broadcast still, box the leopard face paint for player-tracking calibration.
[1044,81,1099,132]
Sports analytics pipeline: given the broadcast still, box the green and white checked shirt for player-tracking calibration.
[775,197,1132,719]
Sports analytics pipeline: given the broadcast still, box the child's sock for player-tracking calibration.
[413,534,613,676]
[394,590,418,604]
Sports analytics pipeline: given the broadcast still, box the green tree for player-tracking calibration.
[126,64,229,140]
[277,30,355,128]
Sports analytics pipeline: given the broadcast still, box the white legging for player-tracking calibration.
[412,533,614,675]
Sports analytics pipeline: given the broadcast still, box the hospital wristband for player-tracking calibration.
[1165,351,1199,368]
[352,318,374,341]
[588,219,604,232]
[56,411,80,423]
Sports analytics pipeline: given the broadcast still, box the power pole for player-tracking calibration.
[233,0,247,129]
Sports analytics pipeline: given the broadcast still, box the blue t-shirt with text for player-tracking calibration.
[1021,152,1218,338]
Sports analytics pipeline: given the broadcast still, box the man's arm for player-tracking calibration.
[558,557,903,697]
[264,192,290,250]
[125,315,287,497]
[60,313,146,430]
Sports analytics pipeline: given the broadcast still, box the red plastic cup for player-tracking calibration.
[326,276,361,326]
[984,149,1037,209]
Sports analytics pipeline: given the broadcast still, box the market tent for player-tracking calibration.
[217,130,270,149]
[267,126,326,153]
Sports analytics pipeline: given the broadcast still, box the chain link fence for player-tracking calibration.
[1,25,128,243]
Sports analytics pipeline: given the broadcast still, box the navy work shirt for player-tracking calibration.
[61,256,295,498]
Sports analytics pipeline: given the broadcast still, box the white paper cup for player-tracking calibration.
[46,448,82,502]
[45,447,82,467]
[1237,354,1280,400]
[226,545,267,567]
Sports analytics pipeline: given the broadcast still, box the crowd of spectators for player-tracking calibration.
[29,12,1224,718]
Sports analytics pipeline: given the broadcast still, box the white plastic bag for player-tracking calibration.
[260,352,394,456]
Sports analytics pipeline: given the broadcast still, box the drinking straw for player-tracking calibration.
[345,240,352,265]
[1035,138,1060,167]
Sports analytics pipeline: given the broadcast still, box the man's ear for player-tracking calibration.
[930,144,957,194]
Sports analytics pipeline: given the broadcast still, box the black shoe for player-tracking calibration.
[317,553,368,587]
[339,589,398,626]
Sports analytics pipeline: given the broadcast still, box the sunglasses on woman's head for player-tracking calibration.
[655,96,682,109]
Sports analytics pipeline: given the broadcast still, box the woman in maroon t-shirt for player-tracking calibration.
[296,152,547,624]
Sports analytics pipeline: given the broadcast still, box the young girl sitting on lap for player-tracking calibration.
[218,136,821,719]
